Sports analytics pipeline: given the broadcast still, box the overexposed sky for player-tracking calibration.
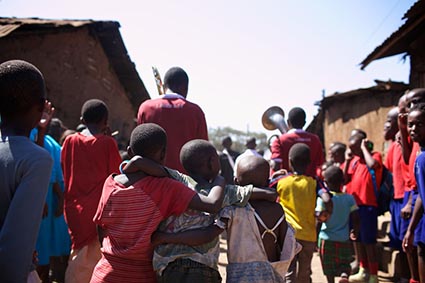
[1,0,417,135]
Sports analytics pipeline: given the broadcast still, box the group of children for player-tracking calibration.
[3,58,425,283]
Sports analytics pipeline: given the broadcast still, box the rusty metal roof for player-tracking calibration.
[319,80,409,108]
[360,0,425,70]
[0,17,150,109]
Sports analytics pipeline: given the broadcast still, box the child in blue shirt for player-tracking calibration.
[316,165,360,283]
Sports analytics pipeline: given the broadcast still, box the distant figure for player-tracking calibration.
[61,99,122,283]
[328,142,346,166]
[270,107,324,177]
[219,136,240,184]
[233,137,263,175]
[137,67,208,173]
[0,60,53,282]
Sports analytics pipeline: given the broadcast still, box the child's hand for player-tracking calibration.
[316,211,330,222]
[350,229,358,241]
[398,113,408,130]
[402,230,414,253]
[400,203,412,219]
[121,156,143,174]
[38,100,55,129]
[271,169,288,179]
[345,148,353,161]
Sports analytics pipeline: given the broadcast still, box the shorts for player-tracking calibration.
[399,190,420,241]
[414,215,425,246]
[389,198,404,250]
[318,238,353,276]
[159,258,221,283]
[357,206,377,244]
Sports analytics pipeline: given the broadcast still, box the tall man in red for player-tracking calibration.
[270,107,324,177]
[137,67,208,173]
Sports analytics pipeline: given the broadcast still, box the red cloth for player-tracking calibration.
[137,97,208,173]
[345,152,383,206]
[384,141,407,199]
[406,141,420,191]
[61,133,122,250]
[90,175,196,283]
[270,129,324,177]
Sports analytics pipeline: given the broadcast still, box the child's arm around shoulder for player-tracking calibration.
[187,175,225,214]
[122,155,168,177]
[151,223,225,247]
[250,187,278,202]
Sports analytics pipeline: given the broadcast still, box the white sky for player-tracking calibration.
[1,0,417,135]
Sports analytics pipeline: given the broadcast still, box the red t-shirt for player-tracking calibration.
[137,96,208,174]
[384,141,407,199]
[345,152,383,206]
[406,141,420,191]
[90,175,196,283]
[61,133,122,249]
[270,129,324,177]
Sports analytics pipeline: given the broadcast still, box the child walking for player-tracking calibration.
[61,99,122,283]
[316,165,360,283]
[90,123,225,283]
[0,60,53,282]
[275,143,332,283]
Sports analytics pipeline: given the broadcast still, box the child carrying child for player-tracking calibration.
[61,99,122,283]
[123,139,277,282]
[316,165,360,283]
[275,143,332,283]
[90,123,226,283]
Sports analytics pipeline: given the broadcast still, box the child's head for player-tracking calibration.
[180,139,220,181]
[245,137,256,150]
[287,107,306,129]
[348,133,363,157]
[323,165,344,192]
[128,123,167,164]
[0,60,46,130]
[235,155,269,187]
[408,103,425,147]
[221,136,232,150]
[288,143,311,174]
[384,107,399,141]
[406,88,425,110]
[328,142,346,164]
[80,99,108,128]
[163,67,189,97]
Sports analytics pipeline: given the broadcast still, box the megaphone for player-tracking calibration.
[262,106,288,134]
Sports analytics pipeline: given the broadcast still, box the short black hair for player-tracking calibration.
[409,102,425,115]
[330,142,346,152]
[81,99,108,124]
[180,139,217,174]
[289,143,310,166]
[288,107,306,129]
[129,123,167,158]
[350,129,367,139]
[323,165,344,186]
[0,60,46,118]
[163,67,189,93]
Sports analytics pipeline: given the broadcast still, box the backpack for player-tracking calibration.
[367,166,394,216]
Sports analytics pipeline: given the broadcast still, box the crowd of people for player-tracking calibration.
[1,59,425,283]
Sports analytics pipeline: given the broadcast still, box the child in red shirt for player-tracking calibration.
[61,99,122,283]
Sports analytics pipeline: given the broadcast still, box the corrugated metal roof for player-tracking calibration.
[0,24,20,37]
[320,80,408,107]
[0,17,150,108]
[360,0,425,70]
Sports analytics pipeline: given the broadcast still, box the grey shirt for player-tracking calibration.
[0,133,53,283]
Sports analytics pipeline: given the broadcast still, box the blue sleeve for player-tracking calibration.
[0,152,53,282]
[415,152,425,201]
[315,177,331,198]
